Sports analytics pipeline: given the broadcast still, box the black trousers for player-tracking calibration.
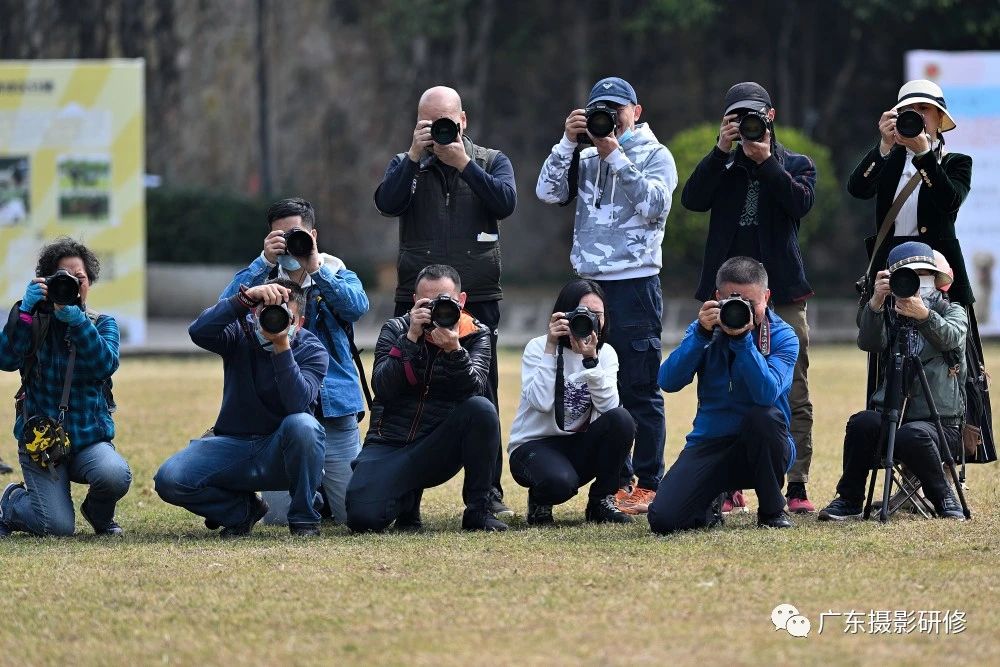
[835,410,959,505]
[344,396,499,532]
[648,406,792,534]
[509,407,635,504]
[395,299,504,496]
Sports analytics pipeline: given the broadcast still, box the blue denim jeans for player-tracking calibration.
[596,276,666,490]
[261,415,360,525]
[2,441,131,536]
[154,413,325,527]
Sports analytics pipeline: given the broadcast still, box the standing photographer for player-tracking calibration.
[374,86,516,517]
[154,280,329,537]
[536,77,678,514]
[508,279,635,526]
[220,198,369,526]
[647,257,798,534]
[0,238,130,538]
[345,265,506,533]
[682,82,817,514]
[818,242,966,521]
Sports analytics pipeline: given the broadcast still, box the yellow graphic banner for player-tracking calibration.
[0,59,145,345]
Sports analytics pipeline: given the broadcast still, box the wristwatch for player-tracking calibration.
[582,356,598,369]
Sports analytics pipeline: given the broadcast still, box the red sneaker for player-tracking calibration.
[721,490,748,515]
[785,482,816,514]
[615,486,655,515]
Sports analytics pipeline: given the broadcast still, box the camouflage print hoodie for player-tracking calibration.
[535,123,678,280]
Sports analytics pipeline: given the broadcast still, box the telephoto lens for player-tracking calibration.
[889,266,920,298]
[718,294,753,330]
[430,117,460,145]
[258,304,292,334]
[737,111,768,142]
[45,270,80,306]
[568,306,599,339]
[584,103,617,139]
[283,228,314,258]
[429,294,461,329]
[895,109,925,139]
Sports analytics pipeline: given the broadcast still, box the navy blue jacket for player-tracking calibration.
[658,310,798,470]
[682,142,816,305]
[189,297,329,437]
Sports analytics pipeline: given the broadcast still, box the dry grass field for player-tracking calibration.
[0,345,998,666]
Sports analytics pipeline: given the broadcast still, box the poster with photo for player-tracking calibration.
[57,154,111,224]
[0,155,30,226]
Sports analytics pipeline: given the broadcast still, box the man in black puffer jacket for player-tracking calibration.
[345,264,507,532]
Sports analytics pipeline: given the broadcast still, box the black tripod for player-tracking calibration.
[863,322,972,523]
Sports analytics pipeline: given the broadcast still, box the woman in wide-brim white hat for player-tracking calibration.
[847,78,974,306]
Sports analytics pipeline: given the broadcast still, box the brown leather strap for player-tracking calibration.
[865,171,922,278]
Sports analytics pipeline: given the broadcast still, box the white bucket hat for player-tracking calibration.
[893,79,957,132]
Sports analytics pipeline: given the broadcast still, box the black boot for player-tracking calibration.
[462,504,508,532]
[526,490,554,526]
[931,486,966,520]
[394,489,423,532]
[80,497,124,537]
[220,494,269,539]
[757,509,794,529]
[585,495,633,524]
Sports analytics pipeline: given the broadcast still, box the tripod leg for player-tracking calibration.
[913,362,972,519]
[879,418,899,523]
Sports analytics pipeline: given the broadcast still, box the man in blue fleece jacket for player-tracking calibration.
[648,257,798,533]
[154,279,329,537]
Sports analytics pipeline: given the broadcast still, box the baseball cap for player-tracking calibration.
[724,82,772,115]
[588,77,638,106]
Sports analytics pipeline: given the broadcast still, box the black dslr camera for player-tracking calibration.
[283,228,314,258]
[431,117,460,145]
[258,303,292,334]
[45,269,81,306]
[425,293,461,329]
[718,293,754,329]
[736,109,769,142]
[577,102,618,144]
[567,306,600,339]
[895,109,925,139]
[889,266,920,298]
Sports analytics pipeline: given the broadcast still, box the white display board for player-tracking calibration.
[907,51,1000,334]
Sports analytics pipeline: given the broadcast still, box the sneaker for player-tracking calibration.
[526,491,554,526]
[617,486,655,515]
[785,482,815,514]
[489,487,514,518]
[80,497,124,537]
[219,494,269,539]
[721,490,748,515]
[462,507,508,532]
[0,458,12,475]
[289,522,321,537]
[758,510,794,529]
[0,481,25,539]
[932,488,966,521]
[585,495,633,524]
[818,497,864,522]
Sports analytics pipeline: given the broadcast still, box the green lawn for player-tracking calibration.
[1,346,998,666]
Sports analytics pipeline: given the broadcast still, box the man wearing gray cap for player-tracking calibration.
[681,81,818,514]
[536,76,678,517]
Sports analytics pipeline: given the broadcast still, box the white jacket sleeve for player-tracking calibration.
[567,344,620,415]
[520,337,557,412]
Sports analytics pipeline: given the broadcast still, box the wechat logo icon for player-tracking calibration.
[772,603,811,638]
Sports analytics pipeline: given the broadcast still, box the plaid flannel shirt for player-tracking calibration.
[0,307,120,450]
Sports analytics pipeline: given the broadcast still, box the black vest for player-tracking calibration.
[394,137,502,303]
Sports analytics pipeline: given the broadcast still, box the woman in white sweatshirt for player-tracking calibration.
[508,279,636,525]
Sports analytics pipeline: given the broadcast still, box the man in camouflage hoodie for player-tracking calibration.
[536,77,678,513]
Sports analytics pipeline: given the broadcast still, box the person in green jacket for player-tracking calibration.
[819,241,966,521]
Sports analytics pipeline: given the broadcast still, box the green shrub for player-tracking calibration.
[146,188,270,264]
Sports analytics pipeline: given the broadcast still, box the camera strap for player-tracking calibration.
[757,315,771,356]
[14,310,51,411]
[554,346,567,430]
[865,171,921,280]
[559,145,584,207]
[57,342,76,423]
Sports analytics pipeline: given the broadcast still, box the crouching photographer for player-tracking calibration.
[818,242,967,522]
[648,257,799,534]
[154,279,329,537]
[508,279,636,526]
[345,264,506,533]
[0,238,130,538]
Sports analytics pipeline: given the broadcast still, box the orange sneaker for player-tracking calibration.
[616,486,656,515]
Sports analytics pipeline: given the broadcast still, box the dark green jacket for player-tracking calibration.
[848,143,974,305]
[858,296,967,423]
